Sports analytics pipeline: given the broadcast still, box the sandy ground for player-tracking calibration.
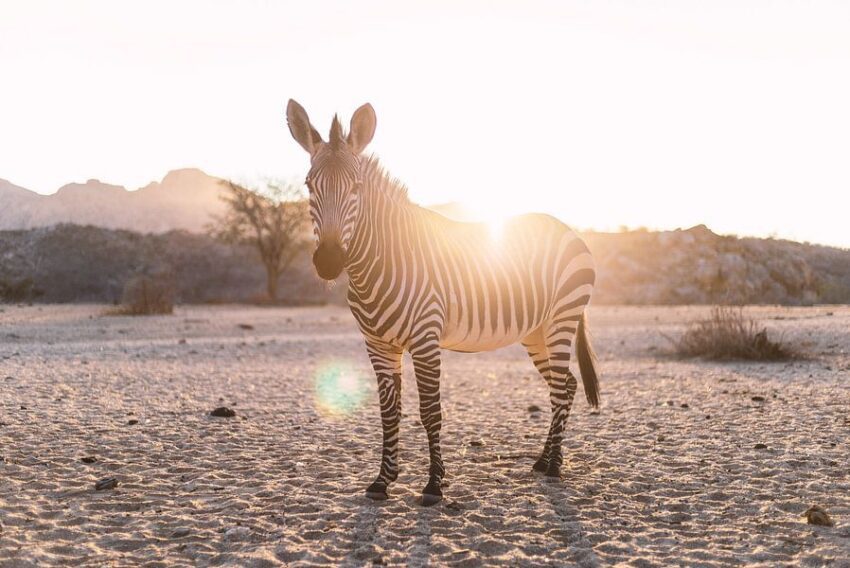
[1,303,849,567]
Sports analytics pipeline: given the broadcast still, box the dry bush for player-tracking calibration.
[672,306,796,360]
[112,274,174,315]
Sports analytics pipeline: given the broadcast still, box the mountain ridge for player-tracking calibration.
[0,169,227,234]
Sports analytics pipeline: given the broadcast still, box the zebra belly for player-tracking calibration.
[439,330,529,353]
[439,309,543,353]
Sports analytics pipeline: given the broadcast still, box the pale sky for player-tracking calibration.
[1,0,849,247]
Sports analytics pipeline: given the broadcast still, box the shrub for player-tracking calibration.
[113,274,175,315]
[672,306,796,360]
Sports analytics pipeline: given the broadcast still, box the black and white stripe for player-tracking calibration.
[286,100,600,506]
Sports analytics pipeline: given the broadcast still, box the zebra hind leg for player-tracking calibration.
[522,330,555,473]
[364,340,403,500]
[540,324,579,478]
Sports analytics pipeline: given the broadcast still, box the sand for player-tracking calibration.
[1,303,849,567]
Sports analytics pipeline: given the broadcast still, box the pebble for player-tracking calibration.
[80,456,97,464]
[224,526,251,540]
[128,419,139,426]
[754,443,768,450]
[804,505,834,527]
[469,440,485,447]
[527,404,542,413]
[210,407,236,418]
[95,477,119,491]
[237,324,254,330]
[751,396,766,402]
[171,527,192,538]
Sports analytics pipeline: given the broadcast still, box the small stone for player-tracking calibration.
[95,477,119,491]
[171,527,191,538]
[804,505,834,527]
[237,323,254,330]
[224,526,251,540]
[527,404,542,413]
[19,405,27,410]
[210,407,236,418]
[127,419,139,426]
[468,440,484,447]
[680,403,689,409]
[81,456,97,464]
[657,435,666,442]
[751,396,766,402]
[754,443,768,450]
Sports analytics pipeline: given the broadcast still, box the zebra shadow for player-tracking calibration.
[338,494,435,566]
[532,473,601,566]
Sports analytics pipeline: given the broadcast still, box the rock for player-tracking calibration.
[680,403,689,409]
[210,407,236,418]
[468,440,484,447]
[171,527,192,538]
[527,404,542,413]
[95,477,119,491]
[224,526,251,540]
[127,419,139,425]
[804,505,834,527]
[751,396,766,402]
[754,443,768,450]
[80,456,97,464]
[19,405,27,410]
[237,324,254,330]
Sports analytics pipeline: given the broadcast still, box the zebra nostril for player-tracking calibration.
[313,241,346,280]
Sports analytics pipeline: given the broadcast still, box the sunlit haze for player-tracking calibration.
[1,0,848,247]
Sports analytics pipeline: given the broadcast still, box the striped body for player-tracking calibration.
[286,100,600,505]
[345,176,595,354]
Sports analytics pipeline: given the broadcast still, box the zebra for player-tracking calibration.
[286,100,599,506]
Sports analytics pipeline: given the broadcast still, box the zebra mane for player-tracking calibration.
[361,155,412,206]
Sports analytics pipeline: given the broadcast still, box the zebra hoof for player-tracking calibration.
[544,465,561,479]
[420,492,442,507]
[532,458,549,473]
[420,480,442,506]
[365,481,389,501]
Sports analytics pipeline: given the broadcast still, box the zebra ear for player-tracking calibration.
[348,103,376,154]
[286,99,323,156]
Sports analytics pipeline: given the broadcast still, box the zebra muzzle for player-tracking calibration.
[313,240,346,280]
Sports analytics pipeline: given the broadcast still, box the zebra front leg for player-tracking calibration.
[410,334,444,506]
[364,340,403,500]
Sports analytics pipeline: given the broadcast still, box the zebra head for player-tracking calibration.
[286,99,377,281]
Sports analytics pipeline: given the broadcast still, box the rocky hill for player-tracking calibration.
[0,169,227,233]
[583,225,850,305]
[0,225,331,305]
[1,223,847,305]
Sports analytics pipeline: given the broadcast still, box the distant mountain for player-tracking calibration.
[0,169,227,233]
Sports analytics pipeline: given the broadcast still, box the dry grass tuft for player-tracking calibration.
[672,306,797,361]
[108,274,174,316]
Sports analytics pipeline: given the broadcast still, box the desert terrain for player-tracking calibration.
[1,304,848,566]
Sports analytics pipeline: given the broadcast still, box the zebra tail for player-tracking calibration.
[576,311,600,408]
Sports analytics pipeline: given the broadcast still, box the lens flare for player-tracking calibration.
[314,360,371,417]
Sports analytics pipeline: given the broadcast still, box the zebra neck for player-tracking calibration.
[345,176,413,290]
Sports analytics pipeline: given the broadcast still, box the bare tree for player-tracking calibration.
[210,180,310,302]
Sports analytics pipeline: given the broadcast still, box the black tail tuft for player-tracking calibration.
[576,312,600,408]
